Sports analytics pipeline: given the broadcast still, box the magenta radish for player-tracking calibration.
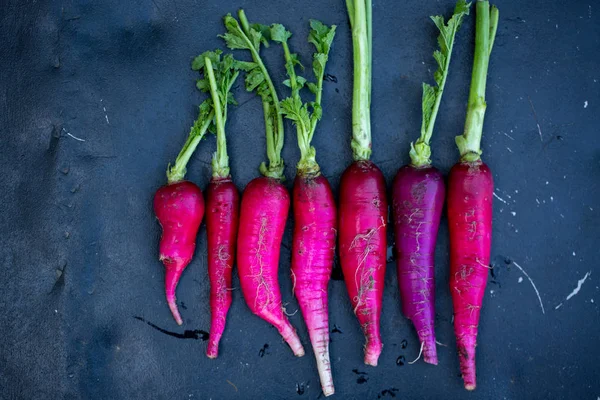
[221,10,304,356]
[154,181,204,325]
[153,84,217,325]
[191,52,241,358]
[338,0,387,366]
[391,1,470,365]
[272,21,337,395]
[449,0,499,390]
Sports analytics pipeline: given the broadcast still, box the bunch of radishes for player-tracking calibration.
[150,0,499,394]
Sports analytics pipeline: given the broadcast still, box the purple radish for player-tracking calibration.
[391,0,470,364]
[392,165,444,364]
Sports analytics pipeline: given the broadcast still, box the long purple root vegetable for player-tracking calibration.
[391,0,470,365]
[392,166,445,364]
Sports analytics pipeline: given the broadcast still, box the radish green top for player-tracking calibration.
[191,51,240,178]
[456,0,499,162]
[346,0,372,161]
[166,99,214,184]
[166,50,240,183]
[410,0,470,167]
[271,21,337,175]
[221,10,286,180]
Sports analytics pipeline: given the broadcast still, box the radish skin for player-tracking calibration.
[152,50,239,326]
[341,0,387,366]
[154,181,205,325]
[224,11,304,357]
[338,160,387,366]
[292,174,336,394]
[205,177,239,358]
[390,1,469,363]
[448,161,493,390]
[450,1,499,389]
[392,165,445,364]
[237,177,304,356]
[199,53,241,358]
[273,20,337,394]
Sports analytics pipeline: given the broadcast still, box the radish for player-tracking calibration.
[448,0,499,390]
[152,57,225,325]
[191,52,241,358]
[272,21,337,395]
[339,0,387,366]
[221,10,304,357]
[391,1,470,365]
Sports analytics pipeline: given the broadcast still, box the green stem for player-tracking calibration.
[456,0,498,162]
[281,41,318,175]
[166,110,214,183]
[366,0,372,107]
[348,0,372,161]
[308,65,324,145]
[282,42,299,97]
[205,57,239,178]
[238,9,285,179]
[411,2,470,167]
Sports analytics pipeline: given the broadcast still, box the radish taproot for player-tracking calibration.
[339,0,387,366]
[449,0,499,390]
[191,52,241,358]
[391,0,470,365]
[221,10,304,356]
[153,65,224,325]
[272,21,337,395]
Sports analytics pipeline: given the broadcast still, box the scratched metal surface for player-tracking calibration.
[1,0,599,399]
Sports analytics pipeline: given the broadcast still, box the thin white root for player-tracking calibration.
[435,340,448,347]
[408,341,425,364]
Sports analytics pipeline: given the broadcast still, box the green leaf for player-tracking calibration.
[251,23,271,46]
[308,20,336,55]
[220,32,249,50]
[312,52,328,81]
[420,0,470,142]
[192,49,222,71]
[296,76,307,88]
[307,82,318,94]
[421,82,437,136]
[227,92,237,105]
[233,60,257,71]
[309,102,322,121]
[281,97,311,133]
[196,78,210,92]
[270,23,292,43]
[289,53,304,69]
[249,27,263,50]
[245,67,265,92]
[220,14,251,50]
[433,50,446,73]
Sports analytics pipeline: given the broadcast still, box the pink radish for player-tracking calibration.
[153,50,239,327]
[192,53,241,358]
[273,21,337,395]
[153,97,215,325]
[154,181,205,325]
[222,10,304,356]
[449,0,499,390]
[338,0,387,367]
[391,0,470,365]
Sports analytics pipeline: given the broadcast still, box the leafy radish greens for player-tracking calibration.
[220,11,286,179]
[271,20,336,174]
[410,0,471,167]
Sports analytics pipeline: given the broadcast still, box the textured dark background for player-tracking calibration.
[1,0,599,399]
